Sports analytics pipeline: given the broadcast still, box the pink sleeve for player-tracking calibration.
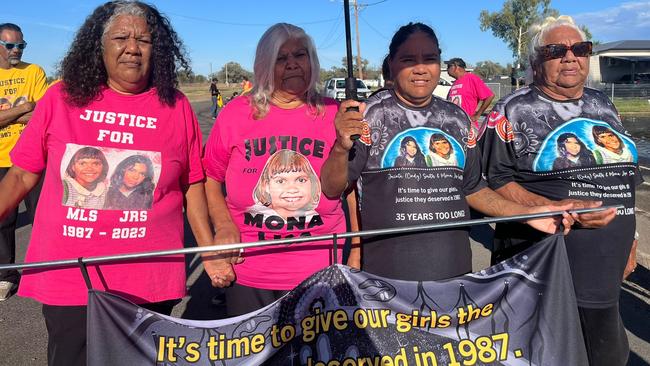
[10,85,55,173]
[203,105,232,183]
[183,96,205,185]
[473,74,494,100]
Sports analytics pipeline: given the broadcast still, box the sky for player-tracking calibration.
[5,0,650,78]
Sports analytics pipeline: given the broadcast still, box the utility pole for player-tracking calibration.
[516,26,523,89]
[353,0,363,80]
[225,63,229,86]
[209,62,213,79]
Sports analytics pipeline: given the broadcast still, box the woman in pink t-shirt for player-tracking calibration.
[0,2,212,365]
[203,23,347,317]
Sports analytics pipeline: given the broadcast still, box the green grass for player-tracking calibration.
[179,83,243,103]
[181,83,650,116]
[612,98,650,115]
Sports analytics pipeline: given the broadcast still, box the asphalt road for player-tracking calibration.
[0,100,648,365]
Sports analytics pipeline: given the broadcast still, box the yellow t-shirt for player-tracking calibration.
[0,62,48,167]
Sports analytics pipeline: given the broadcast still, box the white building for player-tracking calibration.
[589,40,650,84]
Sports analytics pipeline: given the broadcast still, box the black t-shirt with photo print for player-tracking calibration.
[480,85,641,308]
[348,89,486,281]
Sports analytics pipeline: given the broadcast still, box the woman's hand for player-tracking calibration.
[623,239,638,280]
[202,222,243,288]
[524,203,575,235]
[556,199,617,229]
[333,100,366,151]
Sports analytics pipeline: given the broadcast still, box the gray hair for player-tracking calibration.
[102,1,148,39]
[250,23,323,120]
[528,15,586,67]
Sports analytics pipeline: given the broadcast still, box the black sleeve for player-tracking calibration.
[347,101,382,182]
[480,104,520,190]
[462,138,488,196]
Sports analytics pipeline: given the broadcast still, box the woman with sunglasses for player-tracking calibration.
[480,15,639,366]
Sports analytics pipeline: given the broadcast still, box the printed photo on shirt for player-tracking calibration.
[533,119,637,171]
[60,144,161,210]
[13,96,28,107]
[249,149,321,220]
[0,98,10,110]
[381,127,465,169]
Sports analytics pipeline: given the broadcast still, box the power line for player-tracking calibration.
[359,12,389,40]
[167,12,340,27]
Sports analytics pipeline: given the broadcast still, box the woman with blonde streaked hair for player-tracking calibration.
[202,23,350,317]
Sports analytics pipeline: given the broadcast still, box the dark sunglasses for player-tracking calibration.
[536,41,592,61]
[0,40,27,50]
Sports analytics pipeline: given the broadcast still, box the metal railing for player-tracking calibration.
[0,206,620,272]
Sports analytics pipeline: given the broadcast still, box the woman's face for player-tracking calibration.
[122,162,148,189]
[273,38,311,98]
[564,137,581,156]
[537,26,589,98]
[390,32,441,107]
[597,131,621,152]
[267,170,312,216]
[72,158,104,188]
[102,15,152,95]
[405,140,418,157]
[433,139,450,156]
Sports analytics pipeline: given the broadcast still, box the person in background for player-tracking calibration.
[480,15,637,366]
[209,78,221,118]
[445,57,494,130]
[0,2,214,364]
[0,22,48,301]
[240,75,253,95]
[202,23,347,317]
[369,55,392,98]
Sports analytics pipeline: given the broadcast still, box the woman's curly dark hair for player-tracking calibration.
[60,1,190,107]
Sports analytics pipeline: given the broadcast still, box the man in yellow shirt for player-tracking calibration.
[0,23,47,300]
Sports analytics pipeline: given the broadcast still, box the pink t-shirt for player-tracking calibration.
[12,83,204,305]
[204,96,345,290]
[447,73,493,124]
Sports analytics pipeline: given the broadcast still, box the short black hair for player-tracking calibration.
[0,23,22,34]
[389,22,440,61]
[445,58,466,69]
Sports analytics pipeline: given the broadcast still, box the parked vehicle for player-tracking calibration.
[434,75,453,98]
[617,73,650,84]
[323,78,371,101]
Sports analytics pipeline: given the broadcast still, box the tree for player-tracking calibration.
[320,67,346,82]
[336,57,381,80]
[479,0,558,87]
[473,61,509,79]
[216,62,253,84]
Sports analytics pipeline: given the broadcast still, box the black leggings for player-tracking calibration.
[42,299,177,366]
[578,304,629,366]
[225,283,288,317]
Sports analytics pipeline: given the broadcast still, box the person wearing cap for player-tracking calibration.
[445,57,494,130]
[0,23,47,301]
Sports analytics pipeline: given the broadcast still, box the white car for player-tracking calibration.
[434,75,454,99]
[323,78,372,101]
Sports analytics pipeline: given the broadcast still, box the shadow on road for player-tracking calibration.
[622,265,650,366]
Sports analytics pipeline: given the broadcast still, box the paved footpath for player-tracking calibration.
[0,100,648,365]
